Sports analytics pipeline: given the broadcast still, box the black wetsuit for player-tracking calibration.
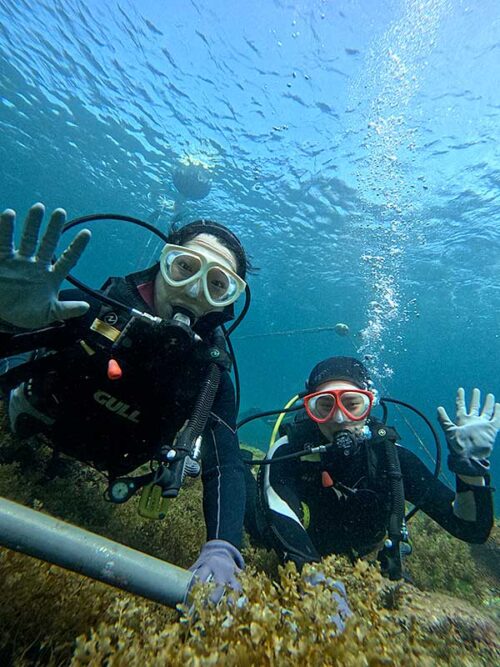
[5,266,246,548]
[247,416,494,568]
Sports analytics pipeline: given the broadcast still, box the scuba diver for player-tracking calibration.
[244,356,497,580]
[0,202,250,599]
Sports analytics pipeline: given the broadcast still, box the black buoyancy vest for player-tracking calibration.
[281,412,408,578]
[23,280,219,472]
[281,411,400,490]
[280,411,404,526]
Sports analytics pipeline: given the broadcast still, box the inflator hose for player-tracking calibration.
[384,439,406,580]
[185,363,222,443]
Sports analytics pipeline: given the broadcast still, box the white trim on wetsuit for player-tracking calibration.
[209,427,222,537]
[263,435,304,527]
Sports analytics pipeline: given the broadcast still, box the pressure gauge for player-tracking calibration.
[108,480,134,503]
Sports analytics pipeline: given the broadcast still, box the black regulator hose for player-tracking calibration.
[244,447,315,466]
[60,214,170,314]
[221,286,252,415]
[226,285,251,337]
[380,397,442,478]
[158,363,222,498]
[222,325,240,414]
[63,213,170,241]
[381,397,442,523]
[383,439,406,580]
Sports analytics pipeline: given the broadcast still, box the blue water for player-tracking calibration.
[0,0,499,493]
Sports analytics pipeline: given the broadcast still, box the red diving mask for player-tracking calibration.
[304,388,374,423]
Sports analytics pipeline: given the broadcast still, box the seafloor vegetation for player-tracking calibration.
[0,407,498,666]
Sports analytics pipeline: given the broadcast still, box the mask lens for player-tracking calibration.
[339,391,371,419]
[166,251,201,283]
[206,267,233,302]
[308,393,336,420]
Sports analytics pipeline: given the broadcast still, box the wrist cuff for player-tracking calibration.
[448,453,490,477]
[456,474,493,493]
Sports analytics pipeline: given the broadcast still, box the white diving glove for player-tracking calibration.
[0,203,91,331]
[437,387,500,477]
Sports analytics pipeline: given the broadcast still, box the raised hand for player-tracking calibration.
[0,203,91,330]
[437,388,500,476]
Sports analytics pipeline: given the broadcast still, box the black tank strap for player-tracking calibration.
[363,419,400,488]
[368,419,400,444]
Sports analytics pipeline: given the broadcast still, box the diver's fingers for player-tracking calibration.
[0,209,15,258]
[455,387,466,418]
[37,208,66,265]
[481,393,495,420]
[51,299,90,321]
[53,229,91,279]
[18,203,45,258]
[492,402,500,429]
[437,406,454,429]
[468,388,480,416]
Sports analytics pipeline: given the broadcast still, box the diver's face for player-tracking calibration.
[313,380,369,441]
[154,233,239,320]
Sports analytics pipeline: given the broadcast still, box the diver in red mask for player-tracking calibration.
[245,356,496,580]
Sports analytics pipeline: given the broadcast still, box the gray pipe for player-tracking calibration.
[0,496,193,609]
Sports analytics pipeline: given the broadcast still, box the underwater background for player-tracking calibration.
[0,2,500,664]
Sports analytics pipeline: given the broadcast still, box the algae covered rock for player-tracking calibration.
[1,545,499,665]
[406,512,498,607]
[72,558,497,666]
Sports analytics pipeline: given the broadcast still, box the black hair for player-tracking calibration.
[167,219,248,279]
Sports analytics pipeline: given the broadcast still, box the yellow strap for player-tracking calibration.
[90,318,121,342]
[269,394,300,448]
[301,501,311,529]
[138,483,169,520]
[79,340,95,356]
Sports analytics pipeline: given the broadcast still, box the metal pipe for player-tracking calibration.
[0,496,193,609]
